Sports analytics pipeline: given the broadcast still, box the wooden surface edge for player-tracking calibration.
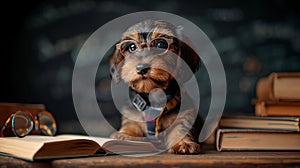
[1,149,300,168]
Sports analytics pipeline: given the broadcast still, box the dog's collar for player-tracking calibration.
[129,88,180,112]
[129,88,180,137]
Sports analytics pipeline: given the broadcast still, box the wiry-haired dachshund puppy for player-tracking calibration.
[110,20,203,154]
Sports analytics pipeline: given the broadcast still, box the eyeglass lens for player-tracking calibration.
[120,38,170,56]
[13,111,34,137]
[38,111,57,136]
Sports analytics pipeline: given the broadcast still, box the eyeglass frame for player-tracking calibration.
[0,110,57,138]
[116,37,174,57]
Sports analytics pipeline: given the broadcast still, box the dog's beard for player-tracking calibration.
[130,68,171,93]
[120,55,176,93]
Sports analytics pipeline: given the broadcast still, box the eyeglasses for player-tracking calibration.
[0,110,57,138]
[116,38,174,57]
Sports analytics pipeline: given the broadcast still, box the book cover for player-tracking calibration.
[256,72,300,101]
[253,99,300,117]
[219,115,300,132]
[0,103,46,127]
[216,129,300,151]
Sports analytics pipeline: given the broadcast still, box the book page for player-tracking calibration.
[274,77,300,100]
[54,134,158,152]
[0,135,104,161]
[0,137,45,161]
[54,135,119,146]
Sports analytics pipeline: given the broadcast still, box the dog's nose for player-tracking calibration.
[136,64,150,75]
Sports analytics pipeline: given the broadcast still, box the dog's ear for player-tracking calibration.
[177,39,201,83]
[110,44,124,83]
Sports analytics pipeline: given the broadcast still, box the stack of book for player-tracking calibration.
[216,72,300,151]
[254,72,300,117]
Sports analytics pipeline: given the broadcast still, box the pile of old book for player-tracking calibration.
[216,72,300,151]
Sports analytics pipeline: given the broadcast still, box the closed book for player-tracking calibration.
[216,129,300,151]
[219,115,300,132]
[253,99,300,117]
[0,103,46,128]
[256,72,300,101]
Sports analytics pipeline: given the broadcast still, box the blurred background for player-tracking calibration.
[1,0,299,136]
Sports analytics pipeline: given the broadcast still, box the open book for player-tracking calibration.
[0,135,158,161]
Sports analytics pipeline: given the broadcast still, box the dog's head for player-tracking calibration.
[110,20,200,93]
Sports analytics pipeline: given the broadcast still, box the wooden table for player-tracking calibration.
[1,147,300,168]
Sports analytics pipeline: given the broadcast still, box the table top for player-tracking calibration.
[1,147,300,168]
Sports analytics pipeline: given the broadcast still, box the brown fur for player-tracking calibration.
[110,20,202,154]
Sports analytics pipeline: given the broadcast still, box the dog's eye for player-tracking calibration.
[128,43,137,53]
[153,39,168,49]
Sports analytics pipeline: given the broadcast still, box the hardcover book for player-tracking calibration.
[256,72,300,101]
[219,115,300,132]
[253,99,300,117]
[0,135,158,161]
[0,103,46,127]
[216,129,300,151]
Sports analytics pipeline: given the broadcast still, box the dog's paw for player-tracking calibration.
[110,132,132,140]
[110,131,145,141]
[168,140,201,154]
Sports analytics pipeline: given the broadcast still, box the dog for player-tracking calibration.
[110,20,203,154]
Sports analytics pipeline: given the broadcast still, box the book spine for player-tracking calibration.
[254,101,267,117]
[255,101,300,117]
[256,74,276,101]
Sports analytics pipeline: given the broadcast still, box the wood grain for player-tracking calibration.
[1,147,300,168]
